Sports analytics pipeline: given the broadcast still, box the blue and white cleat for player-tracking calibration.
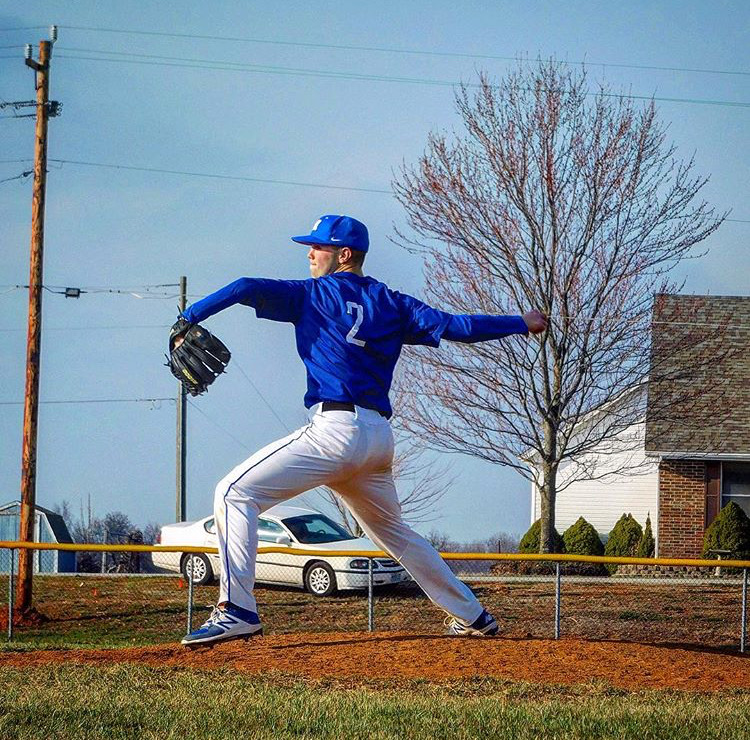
[181,604,263,647]
[444,609,499,637]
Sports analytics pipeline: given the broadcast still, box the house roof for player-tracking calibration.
[0,500,73,543]
[645,293,750,456]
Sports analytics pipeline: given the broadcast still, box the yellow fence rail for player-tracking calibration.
[1,541,750,569]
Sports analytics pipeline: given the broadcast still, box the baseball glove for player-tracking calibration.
[167,318,231,396]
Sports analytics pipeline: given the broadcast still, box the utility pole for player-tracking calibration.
[176,276,188,521]
[17,27,57,619]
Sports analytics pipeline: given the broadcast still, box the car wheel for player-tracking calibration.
[304,561,337,596]
[182,553,213,586]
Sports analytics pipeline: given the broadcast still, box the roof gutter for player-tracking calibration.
[645,451,750,461]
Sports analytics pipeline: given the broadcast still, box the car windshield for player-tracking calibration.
[282,514,355,544]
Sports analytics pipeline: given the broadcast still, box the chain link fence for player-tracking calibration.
[1,544,748,652]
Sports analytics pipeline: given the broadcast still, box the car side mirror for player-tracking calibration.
[274,534,291,546]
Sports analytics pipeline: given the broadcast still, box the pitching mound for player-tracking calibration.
[2,632,748,692]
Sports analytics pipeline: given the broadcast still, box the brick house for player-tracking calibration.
[529,294,750,559]
[645,294,750,559]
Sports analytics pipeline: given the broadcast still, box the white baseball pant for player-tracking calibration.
[213,403,484,623]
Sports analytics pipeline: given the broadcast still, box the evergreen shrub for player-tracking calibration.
[494,518,566,576]
[636,513,655,559]
[561,517,607,576]
[563,517,604,556]
[703,502,750,561]
[604,514,643,574]
[519,519,566,554]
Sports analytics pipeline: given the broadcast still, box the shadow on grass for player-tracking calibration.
[32,604,185,625]
[268,632,548,650]
[269,631,750,659]
[580,636,749,658]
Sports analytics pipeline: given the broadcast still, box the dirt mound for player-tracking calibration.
[2,632,749,692]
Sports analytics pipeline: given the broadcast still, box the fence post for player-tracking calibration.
[7,549,14,641]
[187,554,195,635]
[742,568,748,654]
[367,557,374,632]
[554,561,561,640]
[101,530,108,574]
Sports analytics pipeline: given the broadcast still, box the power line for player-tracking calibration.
[58,24,750,79]
[0,397,174,406]
[54,50,750,109]
[28,159,750,224]
[3,280,746,326]
[0,169,32,182]
[48,157,393,194]
[3,158,748,226]
[0,324,171,332]
[232,357,291,434]
[49,287,178,298]
[0,154,746,218]
[186,397,252,452]
[0,283,201,299]
[55,51,465,87]
[0,282,180,289]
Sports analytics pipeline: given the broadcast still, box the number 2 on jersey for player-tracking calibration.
[345,302,366,347]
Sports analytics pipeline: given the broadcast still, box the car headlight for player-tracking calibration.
[348,559,372,570]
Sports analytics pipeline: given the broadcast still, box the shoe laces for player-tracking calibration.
[443,615,467,633]
[199,605,223,629]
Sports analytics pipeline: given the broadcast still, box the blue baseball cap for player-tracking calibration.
[291,214,369,253]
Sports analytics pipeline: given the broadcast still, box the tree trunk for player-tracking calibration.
[539,419,558,553]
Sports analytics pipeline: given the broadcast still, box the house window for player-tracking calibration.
[722,462,750,518]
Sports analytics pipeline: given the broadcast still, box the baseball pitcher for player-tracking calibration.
[175,214,547,646]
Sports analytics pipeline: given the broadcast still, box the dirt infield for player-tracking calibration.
[2,631,749,692]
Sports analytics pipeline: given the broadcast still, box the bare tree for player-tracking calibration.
[392,61,727,552]
[51,499,74,525]
[63,503,148,572]
[318,436,454,537]
[102,511,135,541]
[427,529,519,553]
[425,529,455,551]
[143,522,161,546]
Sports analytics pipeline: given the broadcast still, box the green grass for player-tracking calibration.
[0,666,748,740]
[618,610,667,622]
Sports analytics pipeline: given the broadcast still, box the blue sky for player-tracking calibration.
[1,1,748,540]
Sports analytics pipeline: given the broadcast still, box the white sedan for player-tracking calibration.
[152,504,410,596]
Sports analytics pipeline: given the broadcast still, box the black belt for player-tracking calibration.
[321,401,388,418]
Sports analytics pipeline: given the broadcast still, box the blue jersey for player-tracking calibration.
[183,273,528,418]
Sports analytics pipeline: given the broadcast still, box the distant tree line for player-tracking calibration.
[425,529,520,554]
[52,499,161,573]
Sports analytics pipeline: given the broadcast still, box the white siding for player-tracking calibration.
[531,424,658,538]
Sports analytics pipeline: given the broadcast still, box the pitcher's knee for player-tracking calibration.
[366,522,415,562]
[214,476,266,513]
[214,477,232,509]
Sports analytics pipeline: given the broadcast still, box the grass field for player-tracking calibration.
[1,665,748,740]
[3,576,749,739]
